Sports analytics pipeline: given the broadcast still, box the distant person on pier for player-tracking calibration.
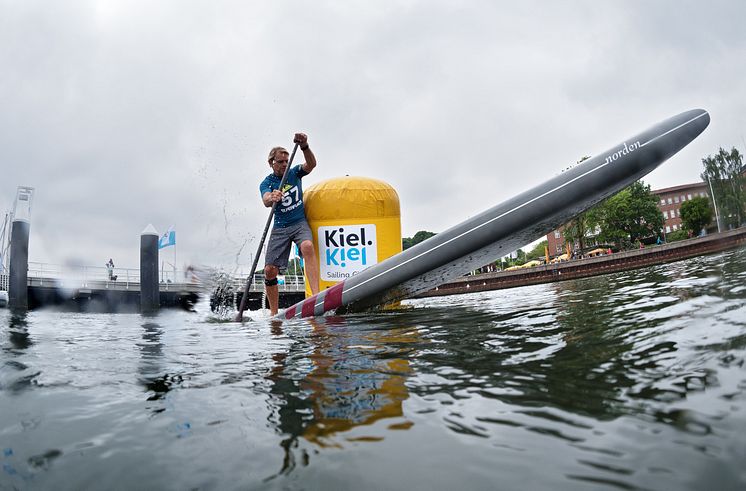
[106,258,117,281]
[260,132,320,315]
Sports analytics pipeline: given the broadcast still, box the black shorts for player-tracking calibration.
[265,220,313,271]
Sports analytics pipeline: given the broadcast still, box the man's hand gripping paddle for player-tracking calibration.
[234,142,300,322]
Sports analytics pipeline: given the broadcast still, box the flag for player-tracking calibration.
[158,227,176,249]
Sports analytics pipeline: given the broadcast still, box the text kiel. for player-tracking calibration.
[324,227,373,248]
[324,227,374,268]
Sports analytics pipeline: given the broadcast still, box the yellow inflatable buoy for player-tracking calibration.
[303,176,401,296]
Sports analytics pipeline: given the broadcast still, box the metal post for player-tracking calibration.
[8,187,34,310]
[706,175,722,233]
[140,224,160,313]
[0,212,10,275]
[9,219,30,310]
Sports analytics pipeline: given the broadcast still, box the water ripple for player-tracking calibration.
[1,247,745,489]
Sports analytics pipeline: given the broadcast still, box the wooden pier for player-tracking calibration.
[27,279,200,312]
[0,263,202,312]
[25,229,736,313]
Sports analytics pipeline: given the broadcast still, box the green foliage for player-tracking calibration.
[526,240,548,261]
[562,156,592,251]
[287,257,303,276]
[500,249,526,268]
[666,229,689,242]
[402,230,436,250]
[516,248,526,264]
[680,196,713,234]
[700,147,745,229]
[563,214,588,252]
[585,181,664,250]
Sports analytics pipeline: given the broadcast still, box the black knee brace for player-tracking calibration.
[265,277,278,286]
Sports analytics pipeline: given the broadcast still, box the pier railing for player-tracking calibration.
[25,262,202,289]
[231,272,306,293]
[3,262,304,294]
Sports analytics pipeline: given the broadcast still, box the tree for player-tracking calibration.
[563,215,589,253]
[680,196,713,235]
[526,240,548,261]
[562,156,592,252]
[402,230,436,250]
[666,229,689,242]
[516,248,526,264]
[701,147,745,229]
[287,257,303,276]
[586,180,664,249]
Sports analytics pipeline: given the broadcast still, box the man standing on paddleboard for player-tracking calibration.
[260,133,320,315]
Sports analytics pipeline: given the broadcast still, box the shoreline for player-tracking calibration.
[416,227,746,298]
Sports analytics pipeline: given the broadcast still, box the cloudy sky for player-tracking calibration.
[2,0,745,273]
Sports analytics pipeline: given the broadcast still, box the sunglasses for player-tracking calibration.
[273,159,288,164]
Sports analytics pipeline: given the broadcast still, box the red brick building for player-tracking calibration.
[546,181,712,257]
[654,182,710,237]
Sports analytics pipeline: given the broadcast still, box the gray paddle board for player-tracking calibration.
[278,109,710,319]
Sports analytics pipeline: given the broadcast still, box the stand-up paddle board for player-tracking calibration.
[277,109,710,320]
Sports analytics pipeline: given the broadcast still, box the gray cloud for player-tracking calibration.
[2,0,744,272]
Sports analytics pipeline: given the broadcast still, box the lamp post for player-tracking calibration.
[706,175,722,233]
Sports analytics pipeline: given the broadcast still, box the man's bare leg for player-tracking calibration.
[300,240,320,295]
[264,264,280,316]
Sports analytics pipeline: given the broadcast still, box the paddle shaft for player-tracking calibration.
[235,142,300,319]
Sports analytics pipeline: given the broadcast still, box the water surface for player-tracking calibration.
[2,248,746,490]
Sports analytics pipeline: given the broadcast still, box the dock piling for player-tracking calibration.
[140,225,160,312]
[9,219,30,310]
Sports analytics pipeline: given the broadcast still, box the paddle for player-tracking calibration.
[234,142,300,321]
